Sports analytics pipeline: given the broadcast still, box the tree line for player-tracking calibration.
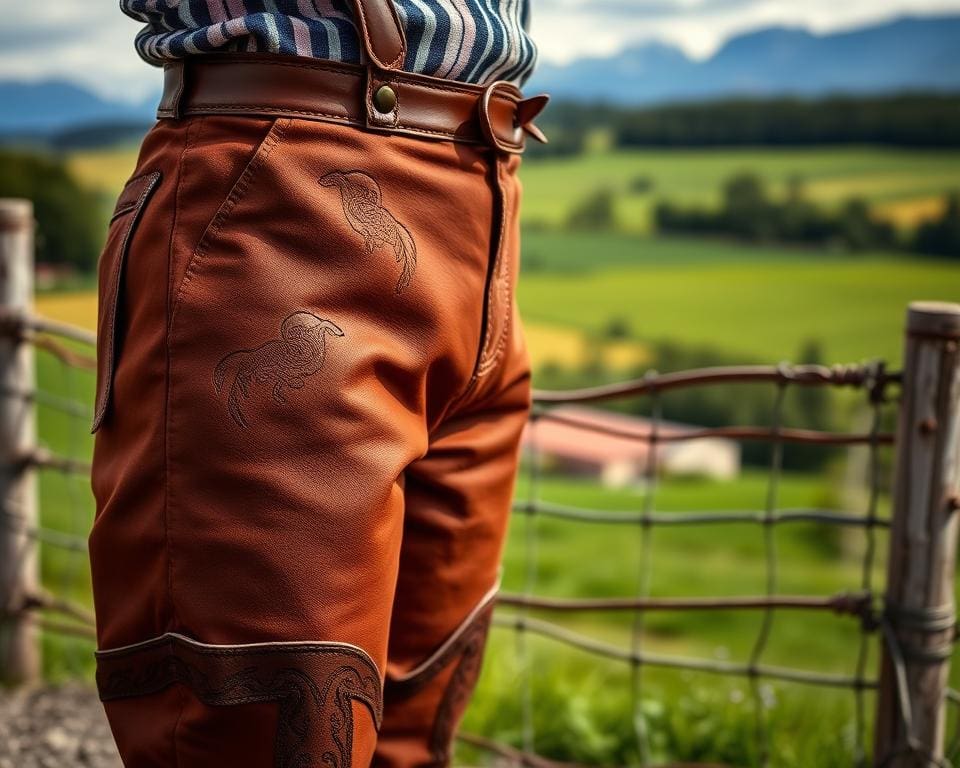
[654,174,960,257]
[531,93,960,157]
[563,173,960,258]
[0,149,103,271]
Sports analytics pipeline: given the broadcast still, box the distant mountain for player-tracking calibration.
[0,79,156,135]
[528,15,960,104]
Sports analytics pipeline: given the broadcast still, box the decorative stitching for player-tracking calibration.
[96,633,383,768]
[214,311,345,428]
[319,171,417,294]
[110,171,161,221]
[476,160,514,377]
[164,116,201,696]
[386,583,499,691]
[384,599,496,767]
[429,606,493,766]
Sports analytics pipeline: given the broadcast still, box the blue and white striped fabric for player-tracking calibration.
[121,0,537,86]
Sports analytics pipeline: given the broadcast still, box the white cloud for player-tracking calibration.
[532,0,960,63]
[1,0,959,100]
[0,0,158,102]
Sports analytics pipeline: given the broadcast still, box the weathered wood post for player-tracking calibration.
[875,301,960,766]
[0,199,39,685]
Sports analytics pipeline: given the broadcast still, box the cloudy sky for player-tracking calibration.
[1,0,959,100]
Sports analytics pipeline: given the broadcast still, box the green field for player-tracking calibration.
[518,232,960,367]
[518,146,960,232]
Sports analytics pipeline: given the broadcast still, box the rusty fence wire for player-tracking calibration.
[0,310,98,683]
[462,359,960,768]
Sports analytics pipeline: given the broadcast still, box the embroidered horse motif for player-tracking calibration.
[319,171,417,293]
[214,311,344,427]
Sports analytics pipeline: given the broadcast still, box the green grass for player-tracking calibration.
[458,467,896,766]
[503,469,885,669]
[519,147,960,232]
[518,233,960,367]
[34,343,97,679]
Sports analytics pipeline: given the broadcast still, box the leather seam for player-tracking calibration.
[92,169,162,431]
[95,631,384,685]
[110,171,161,220]
[161,120,197,768]
[446,156,509,409]
[169,117,289,328]
[181,104,492,143]
[163,116,200,642]
[386,580,499,687]
[476,160,512,377]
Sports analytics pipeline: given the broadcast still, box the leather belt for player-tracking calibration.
[157,54,549,154]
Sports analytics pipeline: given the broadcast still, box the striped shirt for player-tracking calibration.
[121,0,537,86]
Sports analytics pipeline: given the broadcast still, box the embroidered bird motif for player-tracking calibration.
[213,311,344,428]
[319,170,417,293]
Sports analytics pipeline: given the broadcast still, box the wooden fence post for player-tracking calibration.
[0,198,39,686]
[875,301,960,766]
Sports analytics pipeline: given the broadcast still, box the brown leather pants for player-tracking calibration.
[88,96,531,766]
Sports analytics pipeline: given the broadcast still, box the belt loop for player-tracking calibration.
[157,61,186,120]
[479,81,524,155]
[350,0,407,71]
[351,0,406,131]
[479,82,551,154]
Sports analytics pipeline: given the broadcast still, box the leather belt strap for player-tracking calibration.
[157,54,548,154]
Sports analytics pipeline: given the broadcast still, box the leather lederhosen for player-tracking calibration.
[89,2,546,766]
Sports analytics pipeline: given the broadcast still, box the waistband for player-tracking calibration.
[157,54,549,155]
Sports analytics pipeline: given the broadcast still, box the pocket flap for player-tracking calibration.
[92,171,161,433]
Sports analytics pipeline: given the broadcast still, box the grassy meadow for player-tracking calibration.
[29,141,960,764]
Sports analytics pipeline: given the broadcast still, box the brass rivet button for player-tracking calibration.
[373,85,397,114]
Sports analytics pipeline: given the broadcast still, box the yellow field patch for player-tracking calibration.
[524,321,650,372]
[875,196,947,230]
[36,291,97,332]
[67,149,140,196]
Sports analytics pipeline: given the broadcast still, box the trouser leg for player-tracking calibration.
[89,116,510,767]
[375,156,530,768]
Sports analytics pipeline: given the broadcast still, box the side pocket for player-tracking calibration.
[92,171,162,433]
[170,117,289,327]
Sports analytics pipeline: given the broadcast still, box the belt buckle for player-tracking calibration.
[478,81,549,154]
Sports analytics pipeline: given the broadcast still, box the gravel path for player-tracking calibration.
[0,685,121,768]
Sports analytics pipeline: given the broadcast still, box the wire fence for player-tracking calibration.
[0,202,958,767]
[0,310,98,666]
[457,311,960,768]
